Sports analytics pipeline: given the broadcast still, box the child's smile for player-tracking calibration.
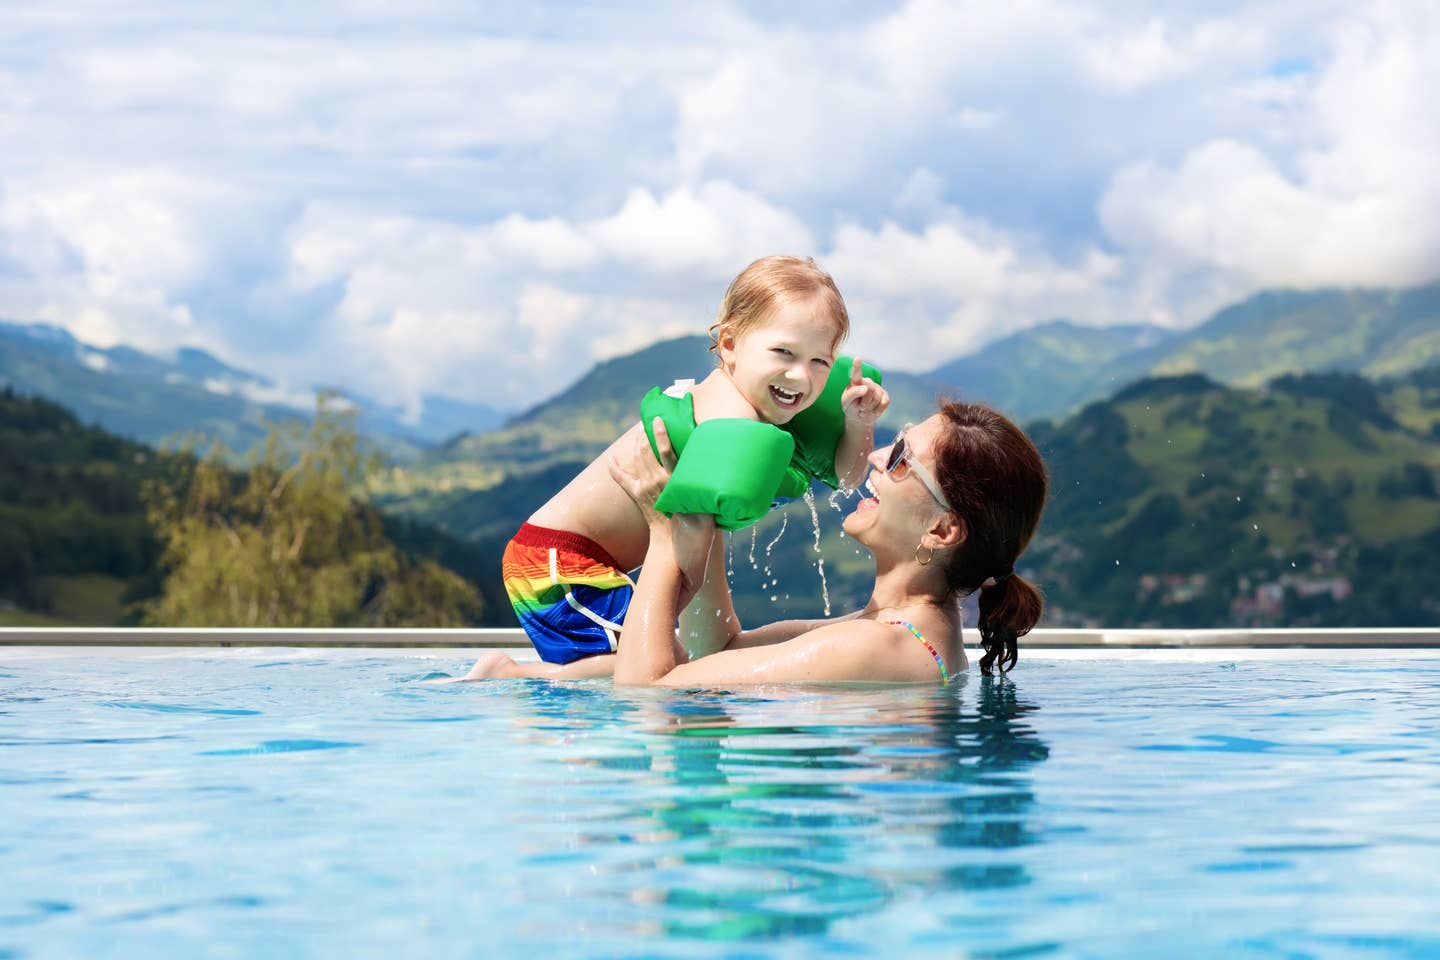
[769,384,802,408]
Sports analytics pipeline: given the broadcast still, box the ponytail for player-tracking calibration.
[930,402,1049,675]
[977,574,1043,675]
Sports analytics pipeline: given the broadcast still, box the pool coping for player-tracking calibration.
[2,627,1437,648]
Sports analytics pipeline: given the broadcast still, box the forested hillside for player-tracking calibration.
[6,359,1439,631]
[0,387,164,623]
[0,389,491,626]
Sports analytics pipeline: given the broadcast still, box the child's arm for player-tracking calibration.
[834,355,890,490]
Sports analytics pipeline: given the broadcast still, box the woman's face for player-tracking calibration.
[843,414,951,550]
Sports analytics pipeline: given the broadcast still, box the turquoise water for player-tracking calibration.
[2,649,1438,958]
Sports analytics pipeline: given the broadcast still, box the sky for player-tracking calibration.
[1,1,1437,417]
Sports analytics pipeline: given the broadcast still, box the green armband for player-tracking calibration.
[640,385,698,461]
[640,384,796,530]
[654,419,795,531]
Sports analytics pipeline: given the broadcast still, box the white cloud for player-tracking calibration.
[0,169,244,349]
[1099,4,1440,292]
[824,215,1125,365]
[587,182,816,274]
[0,0,1432,417]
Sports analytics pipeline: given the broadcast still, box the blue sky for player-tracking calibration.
[1,1,1436,417]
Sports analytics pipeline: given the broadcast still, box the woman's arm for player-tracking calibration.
[649,616,922,687]
[609,419,714,684]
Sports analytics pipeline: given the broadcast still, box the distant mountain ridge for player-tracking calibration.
[7,280,1437,475]
[920,283,1440,422]
[925,320,1175,421]
[1134,285,1440,386]
[0,319,510,455]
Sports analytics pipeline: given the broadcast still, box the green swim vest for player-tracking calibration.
[640,356,882,530]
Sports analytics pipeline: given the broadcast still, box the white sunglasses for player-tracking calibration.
[883,424,953,511]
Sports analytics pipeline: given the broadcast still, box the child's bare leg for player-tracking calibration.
[461,651,618,680]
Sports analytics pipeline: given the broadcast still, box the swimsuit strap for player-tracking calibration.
[884,619,949,684]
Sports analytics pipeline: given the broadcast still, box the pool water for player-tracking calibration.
[2,648,1438,958]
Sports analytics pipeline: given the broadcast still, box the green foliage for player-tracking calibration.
[0,387,162,616]
[141,397,482,627]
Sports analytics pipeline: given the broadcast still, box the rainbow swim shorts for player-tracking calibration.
[501,522,634,664]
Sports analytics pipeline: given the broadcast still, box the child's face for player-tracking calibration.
[717,296,839,424]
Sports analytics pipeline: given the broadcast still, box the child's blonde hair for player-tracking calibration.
[708,255,849,357]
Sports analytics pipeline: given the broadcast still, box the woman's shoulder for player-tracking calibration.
[794,616,948,683]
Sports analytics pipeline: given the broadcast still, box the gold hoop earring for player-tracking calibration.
[915,543,934,566]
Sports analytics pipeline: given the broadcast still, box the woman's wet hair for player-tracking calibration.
[930,402,1048,675]
[708,255,850,357]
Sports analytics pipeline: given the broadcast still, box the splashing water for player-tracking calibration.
[803,488,831,616]
[748,526,759,569]
[827,488,848,537]
[762,514,788,589]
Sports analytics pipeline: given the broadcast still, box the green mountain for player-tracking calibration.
[0,320,303,453]
[926,320,1174,421]
[8,359,1439,630]
[924,283,1440,423]
[1027,369,1440,627]
[1133,285,1440,387]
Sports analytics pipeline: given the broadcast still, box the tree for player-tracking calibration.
[142,396,482,627]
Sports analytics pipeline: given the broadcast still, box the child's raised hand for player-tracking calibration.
[841,355,889,426]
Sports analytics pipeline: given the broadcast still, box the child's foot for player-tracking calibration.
[463,650,522,679]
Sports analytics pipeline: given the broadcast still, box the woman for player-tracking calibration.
[464,401,1047,684]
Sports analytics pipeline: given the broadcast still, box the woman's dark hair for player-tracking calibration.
[931,402,1048,675]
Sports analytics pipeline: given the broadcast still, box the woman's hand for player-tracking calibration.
[609,417,678,524]
[609,417,715,599]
